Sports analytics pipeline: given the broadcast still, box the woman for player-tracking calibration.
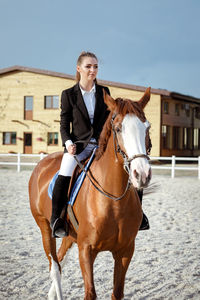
[50,51,110,238]
[50,51,149,238]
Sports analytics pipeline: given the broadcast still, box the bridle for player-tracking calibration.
[74,113,151,201]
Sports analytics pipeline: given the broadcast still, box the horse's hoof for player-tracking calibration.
[51,218,69,238]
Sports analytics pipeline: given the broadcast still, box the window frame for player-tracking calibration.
[24,96,33,120]
[47,132,59,146]
[175,103,180,116]
[163,101,169,114]
[195,107,200,119]
[185,106,190,117]
[3,132,17,145]
[44,95,59,109]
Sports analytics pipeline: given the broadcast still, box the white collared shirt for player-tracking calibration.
[79,84,96,124]
[65,84,96,149]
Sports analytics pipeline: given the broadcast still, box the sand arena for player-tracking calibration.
[0,169,199,299]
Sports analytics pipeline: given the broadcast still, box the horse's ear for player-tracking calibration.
[103,89,116,111]
[138,87,151,109]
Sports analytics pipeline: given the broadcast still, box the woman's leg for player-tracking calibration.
[50,175,71,238]
[51,144,96,238]
[51,153,77,238]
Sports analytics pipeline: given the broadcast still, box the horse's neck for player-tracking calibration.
[94,134,128,195]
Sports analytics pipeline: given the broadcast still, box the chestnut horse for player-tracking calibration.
[29,88,152,300]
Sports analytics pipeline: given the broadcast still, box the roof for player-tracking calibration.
[0,65,200,104]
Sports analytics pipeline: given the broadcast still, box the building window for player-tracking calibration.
[162,125,170,149]
[163,101,169,114]
[185,104,190,117]
[45,96,59,109]
[24,96,33,120]
[48,132,58,145]
[175,104,180,116]
[194,128,200,150]
[195,107,200,119]
[181,104,190,117]
[3,132,16,145]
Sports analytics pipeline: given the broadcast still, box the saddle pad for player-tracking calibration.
[48,171,59,200]
[48,147,97,206]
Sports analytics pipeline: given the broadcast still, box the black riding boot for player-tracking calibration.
[137,189,150,230]
[50,175,71,238]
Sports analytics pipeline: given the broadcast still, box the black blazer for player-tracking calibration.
[60,83,110,154]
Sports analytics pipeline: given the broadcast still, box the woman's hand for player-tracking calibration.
[67,143,76,155]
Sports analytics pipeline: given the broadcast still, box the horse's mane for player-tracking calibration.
[95,98,146,160]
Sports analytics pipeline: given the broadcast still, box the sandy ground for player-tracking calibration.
[0,168,200,300]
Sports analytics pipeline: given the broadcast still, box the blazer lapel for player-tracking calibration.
[74,83,91,124]
[93,84,104,126]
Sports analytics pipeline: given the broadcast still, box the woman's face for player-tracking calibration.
[77,57,98,83]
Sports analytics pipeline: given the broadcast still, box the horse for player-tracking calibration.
[29,87,152,300]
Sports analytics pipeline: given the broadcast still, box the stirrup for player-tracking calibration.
[51,218,69,238]
[139,213,150,231]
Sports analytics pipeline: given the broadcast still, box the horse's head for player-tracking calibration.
[103,88,152,189]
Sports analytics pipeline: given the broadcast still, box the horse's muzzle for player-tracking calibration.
[132,167,152,189]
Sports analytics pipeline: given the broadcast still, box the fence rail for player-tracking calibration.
[0,153,199,179]
[0,153,47,172]
[150,156,200,179]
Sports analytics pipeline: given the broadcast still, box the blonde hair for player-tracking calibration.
[76,51,98,83]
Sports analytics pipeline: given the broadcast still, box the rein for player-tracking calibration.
[74,155,130,201]
[74,113,150,201]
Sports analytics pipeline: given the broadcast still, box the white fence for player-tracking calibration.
[0,153,200,179]
[150,155,200,179]
[0,153,47,173]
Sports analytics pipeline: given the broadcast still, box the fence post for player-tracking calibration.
[40,153,44,160]
[17,153,21,172]
[198,156,200,180]
[171,155,175,178]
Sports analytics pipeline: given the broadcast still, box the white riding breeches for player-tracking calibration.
[59,142,96,177]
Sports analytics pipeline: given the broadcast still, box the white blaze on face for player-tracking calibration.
[121,114,151,188]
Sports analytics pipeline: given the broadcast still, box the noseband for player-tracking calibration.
[111,114,150,174]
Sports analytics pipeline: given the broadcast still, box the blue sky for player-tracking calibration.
[0,0,200,97]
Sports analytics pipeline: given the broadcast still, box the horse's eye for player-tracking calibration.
[115,126,121,133]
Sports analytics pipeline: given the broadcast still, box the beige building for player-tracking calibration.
[0,65,200,156]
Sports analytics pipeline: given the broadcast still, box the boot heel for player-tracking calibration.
[51,218,68,238]
[139,213,150,231]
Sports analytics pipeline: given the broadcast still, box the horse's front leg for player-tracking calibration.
[78,244,97,300]
[36,217,63,300]
[111,243,135,300]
